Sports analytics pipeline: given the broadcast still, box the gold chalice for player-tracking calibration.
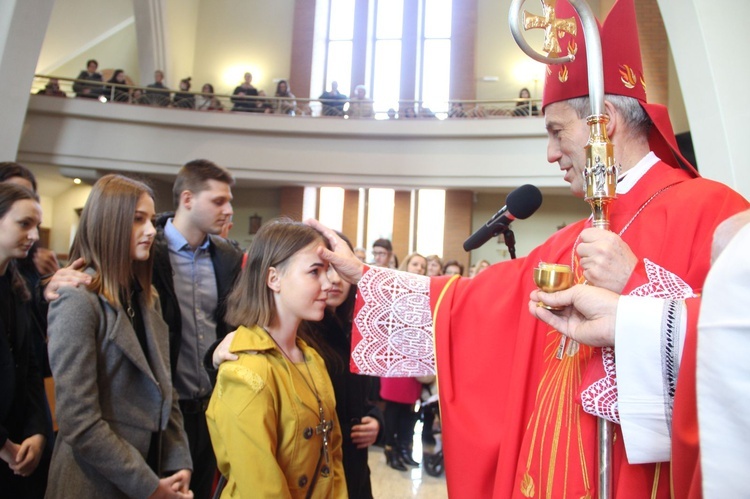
[533,263,573,311]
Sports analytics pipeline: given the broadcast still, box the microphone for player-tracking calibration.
[463,184,543,251]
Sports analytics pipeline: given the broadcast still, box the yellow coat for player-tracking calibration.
[206,325,347,498]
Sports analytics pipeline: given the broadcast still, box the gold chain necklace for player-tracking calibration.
[265,329,333,472]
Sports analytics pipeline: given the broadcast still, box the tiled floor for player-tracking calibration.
[368,422,449,498]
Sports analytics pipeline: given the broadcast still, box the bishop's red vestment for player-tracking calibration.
[350,159,748,498]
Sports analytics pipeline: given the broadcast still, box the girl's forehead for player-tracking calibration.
[288,242,324,262]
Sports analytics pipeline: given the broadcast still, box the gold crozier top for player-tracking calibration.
[522,0,577,57]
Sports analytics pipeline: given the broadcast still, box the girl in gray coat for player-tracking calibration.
[46,175,193,499]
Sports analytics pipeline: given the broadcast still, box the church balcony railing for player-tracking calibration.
[32,74,542,121]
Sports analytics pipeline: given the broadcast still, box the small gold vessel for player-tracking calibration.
[533,263,573,310]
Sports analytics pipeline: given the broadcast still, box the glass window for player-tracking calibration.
[326,41,353,97]
[303,187,318,221]
[424,0,451,38]
[418,0,451,115]
[416,189,445,256]
[319,187,345,231]
[366,188,395,257]
[376,0,404,39]
[421,39,451,114]
[329,0,355,39]
[372,40,402,113]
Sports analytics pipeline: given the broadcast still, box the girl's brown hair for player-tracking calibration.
[225,218,329,328]
[0,183,40,301]
[70,174,155,307]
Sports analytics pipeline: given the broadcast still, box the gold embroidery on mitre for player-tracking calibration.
[523,0,577,58]
[568,39,578,57]
[640,74,647,92]
[521,472,535,497]
[558,65,569,83]
[619,64,637,89]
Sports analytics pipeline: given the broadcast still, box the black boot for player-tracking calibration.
[399,445,420,466]
[384,445,408,471]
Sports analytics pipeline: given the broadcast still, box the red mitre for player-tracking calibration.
[541,0,698,176]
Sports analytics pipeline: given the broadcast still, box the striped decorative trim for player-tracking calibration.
[660,300,682,435]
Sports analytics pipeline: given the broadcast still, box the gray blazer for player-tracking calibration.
[46,284,192,499]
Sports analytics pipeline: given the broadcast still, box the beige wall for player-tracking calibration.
[163,0,200,88]
[224,186,282,249]
[475,0,544,101]
[191,0,296,95]
[667,50,689,134]
[49,184,92,259]
[36,0,134,75]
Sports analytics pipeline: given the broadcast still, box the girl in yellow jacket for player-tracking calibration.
[206,219,346,498]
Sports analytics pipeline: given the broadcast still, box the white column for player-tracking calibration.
[658,0,750,198]
[133,0,168,85]
[0,0,55,159]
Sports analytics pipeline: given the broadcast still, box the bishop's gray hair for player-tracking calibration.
[566,94,652,139]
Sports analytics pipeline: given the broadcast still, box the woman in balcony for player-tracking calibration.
[105,69,130,103]
[275,80,297,115]
[196,83,223,111]
[513,87,538,116]
[173,77,195,109]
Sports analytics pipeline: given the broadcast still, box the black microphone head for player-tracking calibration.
[506,184,543,219]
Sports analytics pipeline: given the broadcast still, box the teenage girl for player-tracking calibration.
[206,219,346,498]
[0,183,48,498]
[46,175,193,499]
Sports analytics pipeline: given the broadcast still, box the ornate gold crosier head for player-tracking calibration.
[509,0,618,230]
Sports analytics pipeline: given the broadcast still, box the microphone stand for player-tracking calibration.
[503,228,517,259]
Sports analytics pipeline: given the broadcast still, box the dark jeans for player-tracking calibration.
[179,399,216,499]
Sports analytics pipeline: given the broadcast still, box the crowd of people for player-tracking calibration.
[0,156,518,498]
[7,0,750,498]
[40,61,539,120]
[3,159,402,498]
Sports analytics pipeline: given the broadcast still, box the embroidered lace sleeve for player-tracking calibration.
[350,266,436,377]
[581,258,696,421]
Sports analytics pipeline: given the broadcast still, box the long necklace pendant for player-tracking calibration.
[316,403,333,476]
[555,335,567,360]
[555,335,580,360]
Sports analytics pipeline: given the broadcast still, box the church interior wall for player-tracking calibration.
[19,0,733,265]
